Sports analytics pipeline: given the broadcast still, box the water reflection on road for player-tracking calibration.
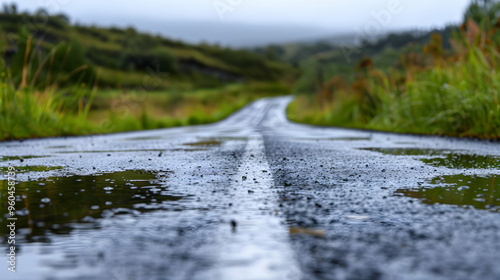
[0,170,185,242]
[1,97,500,280]
[396,175,499,212]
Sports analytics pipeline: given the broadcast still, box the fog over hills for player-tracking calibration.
[75,18,343,47]
[13,0,469,48]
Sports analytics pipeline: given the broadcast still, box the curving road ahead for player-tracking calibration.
[1,96,500,280]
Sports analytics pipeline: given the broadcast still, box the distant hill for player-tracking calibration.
[249,25,459,96]
[0,10,296,90]
[114,19,336,48]
[252,27,457,65]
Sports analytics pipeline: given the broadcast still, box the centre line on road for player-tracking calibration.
[201,133,301,280]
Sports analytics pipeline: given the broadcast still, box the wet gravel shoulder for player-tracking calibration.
[1,97,500,280]
[0,133,251,280]
[263,132,500,280]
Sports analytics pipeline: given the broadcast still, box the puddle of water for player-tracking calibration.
[359,148,451,156]
[0,156,48,162]
[215,137,247,141]
[395,175,499,212]
[421,154,500,169]
[122,136,163,141]
[57,149,209,154]
[361,148,499,169]
[295,137,371,142]
[184,139,222,147]
[175,149,209,152]
[326,137,371,141]
[57,149,166,154]
[0,170,185,242]
[1,166,63,173]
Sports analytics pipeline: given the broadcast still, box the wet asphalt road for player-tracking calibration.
[1,96,500,280]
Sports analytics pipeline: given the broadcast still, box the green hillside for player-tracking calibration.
[0,7,296,140]
[285,0,500,139]
[0,8,295,91]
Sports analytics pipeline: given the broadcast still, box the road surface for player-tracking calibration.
[1,96,500,280]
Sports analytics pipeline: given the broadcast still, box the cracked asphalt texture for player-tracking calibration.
[1,96,500,280]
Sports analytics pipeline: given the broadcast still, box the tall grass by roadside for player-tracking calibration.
[87,82,290,133]
[0,81,95,139]
[0,36,291,140]
[0,36,96,140]
[289,19,500,139]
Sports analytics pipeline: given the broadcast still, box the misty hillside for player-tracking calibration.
[0,10,295,90]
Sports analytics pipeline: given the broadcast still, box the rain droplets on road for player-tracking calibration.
[1,97,500,280]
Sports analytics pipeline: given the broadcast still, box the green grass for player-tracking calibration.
[0,35,97,140]
[0,72,95,140]
[0,11,295,89]
[86,82,290,134]
[289,21,500,139]
[0,9,294,141]
[0,75,290,140]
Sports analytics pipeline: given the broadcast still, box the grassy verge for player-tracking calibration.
[0,69,97,140]
[289,20,500,139]
[86,82,290,134]
[0,80,289,141]
[0,31,292,141]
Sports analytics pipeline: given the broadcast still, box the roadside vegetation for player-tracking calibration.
[287,0,500,139]
[0,5,294,140]
[2,1,499,140]
[86,83,290,134]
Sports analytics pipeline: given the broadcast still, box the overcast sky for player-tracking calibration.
[10,0,473,46]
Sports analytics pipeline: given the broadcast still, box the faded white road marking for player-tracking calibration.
[200,134,301,280]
